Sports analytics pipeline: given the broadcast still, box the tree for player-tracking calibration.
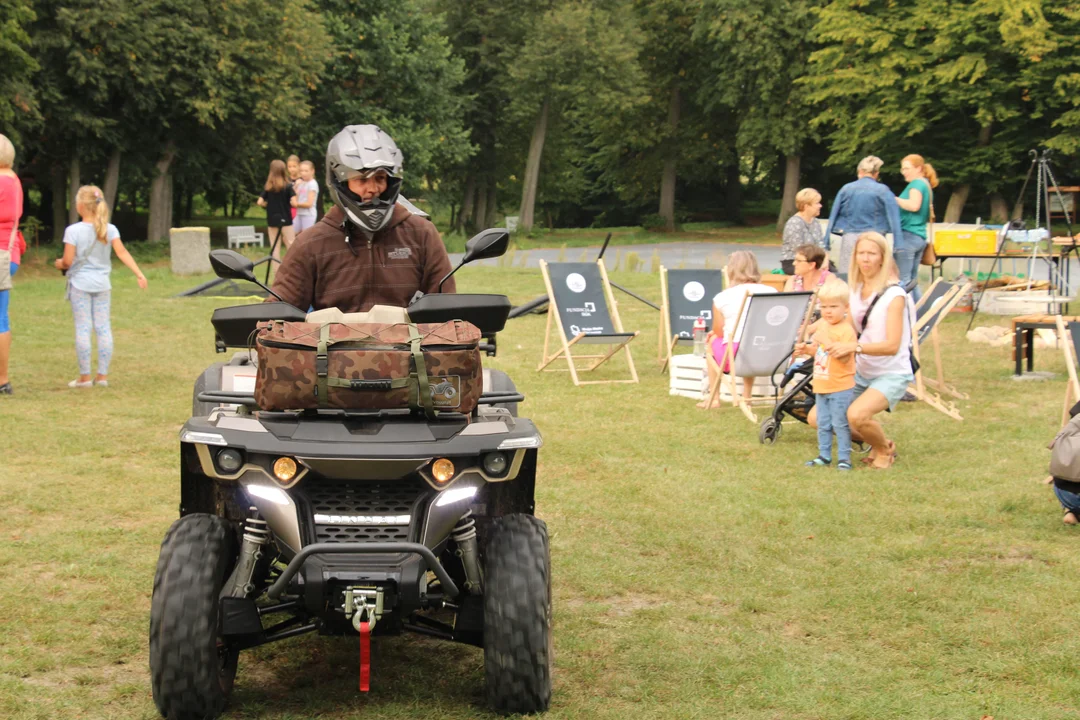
[510,0,647,233]
[300,0,472,215]
[803,0,1057,221]
[0,0,38,146]
[696,0,823,231]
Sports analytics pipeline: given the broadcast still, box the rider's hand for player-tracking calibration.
[137,275,148,290]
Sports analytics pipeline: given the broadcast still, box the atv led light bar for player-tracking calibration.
[314,513,411,525]
[434,485,478,507]
[245,484,291,506]
[497,433,542,450]
[179,430,227,446]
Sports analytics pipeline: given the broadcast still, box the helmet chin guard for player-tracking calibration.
[326,125,404,234]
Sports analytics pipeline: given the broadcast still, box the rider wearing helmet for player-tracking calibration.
[270,124,455,312]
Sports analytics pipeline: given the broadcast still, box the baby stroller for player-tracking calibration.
[758,356,815,444]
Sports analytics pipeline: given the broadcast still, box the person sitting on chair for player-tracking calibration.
[783,243,833,294]
[697,250,777,409]
[270,124,455,312]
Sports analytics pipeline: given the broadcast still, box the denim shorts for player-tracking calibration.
[0,262,18,334]
[852,371,914,411]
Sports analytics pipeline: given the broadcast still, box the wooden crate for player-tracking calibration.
[669,354,707,399]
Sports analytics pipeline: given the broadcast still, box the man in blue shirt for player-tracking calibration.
[824,156,904,279]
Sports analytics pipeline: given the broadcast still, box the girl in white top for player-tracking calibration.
[54,185,147,388]
[807,231,912,469]
[697,250,777,409]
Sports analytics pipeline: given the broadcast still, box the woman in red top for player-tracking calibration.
[0,133,26,395]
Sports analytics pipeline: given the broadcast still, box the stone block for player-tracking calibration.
[170,226,211,275]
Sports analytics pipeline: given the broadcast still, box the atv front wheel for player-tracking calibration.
[150,514,239,720]
[483,513,552,714]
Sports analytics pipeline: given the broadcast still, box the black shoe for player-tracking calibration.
[0,382,12,395]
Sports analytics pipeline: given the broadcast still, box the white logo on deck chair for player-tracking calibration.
[566,273,587,292]
[683,282,705,302]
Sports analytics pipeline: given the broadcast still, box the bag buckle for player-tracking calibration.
[315,354,328,377]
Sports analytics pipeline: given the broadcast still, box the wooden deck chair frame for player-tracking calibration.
[537,260,640,386]
[1058,315,1080,428]
[911,279,972,401]
[702,290,815,423]
[658,266,724,373]
[906,282,968,421]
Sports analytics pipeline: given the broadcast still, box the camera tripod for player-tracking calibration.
[967,149,1077,329]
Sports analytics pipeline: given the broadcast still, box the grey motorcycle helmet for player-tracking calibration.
[325,124,404,234]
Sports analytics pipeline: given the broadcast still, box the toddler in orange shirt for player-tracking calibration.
[798,278,857,470]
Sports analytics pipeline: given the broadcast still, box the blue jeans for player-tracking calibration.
[1054,483,1080,514]
[894,231,926,304]
[816,388,854,463]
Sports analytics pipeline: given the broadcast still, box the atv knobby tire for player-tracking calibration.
[483,513,552,714]
[150,513,239,720]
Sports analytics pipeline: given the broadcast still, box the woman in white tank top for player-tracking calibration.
[807,232,913,469]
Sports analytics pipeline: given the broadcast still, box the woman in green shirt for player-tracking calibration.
[894,154,939,303]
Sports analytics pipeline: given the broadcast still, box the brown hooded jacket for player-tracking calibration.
[269,204,455,312]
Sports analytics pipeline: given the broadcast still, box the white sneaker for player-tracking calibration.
[95,380,109,387]
[68,379,93,388]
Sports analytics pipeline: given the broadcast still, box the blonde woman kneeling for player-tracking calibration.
[697,250,777,409]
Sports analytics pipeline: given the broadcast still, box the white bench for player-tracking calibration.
[226,225,264,249]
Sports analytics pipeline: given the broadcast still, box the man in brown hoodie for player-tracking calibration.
[271,125,455,313]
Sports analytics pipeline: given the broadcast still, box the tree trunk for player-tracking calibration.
[989,193,1009,224]
[724,158,743,224]
[944,123,993,223]
[518,98,550,233]
[776,154,801,232]
[52,164,67,242]
[185,190,194,221]
[68,153,81,225]
[485,183,498,230]
[474,178,488,232]
[103,149,121,210]
[658,88,681,232]
[147,143,177,242]
[459,175,476,234]
[943,185,970,224]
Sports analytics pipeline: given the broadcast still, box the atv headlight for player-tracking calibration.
[497,433,542,450]
[481,451,509,477]
[216,448,244,473]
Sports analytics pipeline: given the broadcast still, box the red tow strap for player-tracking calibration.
[359,620,371,692]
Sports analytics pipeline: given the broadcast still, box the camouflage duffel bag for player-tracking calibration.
[253,320,483,415]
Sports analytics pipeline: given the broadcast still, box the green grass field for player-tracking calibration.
[1,258,1077,719]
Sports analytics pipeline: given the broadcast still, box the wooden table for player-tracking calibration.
[1013,313,1080,376]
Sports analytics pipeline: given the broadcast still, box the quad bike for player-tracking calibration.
[149,229,552,718]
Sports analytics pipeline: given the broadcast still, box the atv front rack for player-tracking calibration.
[196,390,524,413]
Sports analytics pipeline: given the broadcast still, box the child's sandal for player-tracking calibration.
[837,461,853,471]
[805,456,831,467]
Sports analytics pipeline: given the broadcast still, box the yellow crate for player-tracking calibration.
[933,228,998,256]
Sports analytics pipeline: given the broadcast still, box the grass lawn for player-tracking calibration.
[1,256,1077,719]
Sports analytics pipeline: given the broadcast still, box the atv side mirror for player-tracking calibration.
[463,228,510,264]
[437,228,510,292]
[207,249,289,303]
[209,250,257,282]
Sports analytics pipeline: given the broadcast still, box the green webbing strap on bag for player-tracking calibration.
[316,323,331,407]
[409,323,436,419]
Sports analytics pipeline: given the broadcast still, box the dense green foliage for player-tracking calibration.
[6,0,1080,238]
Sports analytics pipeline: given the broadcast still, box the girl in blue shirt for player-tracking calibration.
[895,154,939,303]
[55,185,147,388]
